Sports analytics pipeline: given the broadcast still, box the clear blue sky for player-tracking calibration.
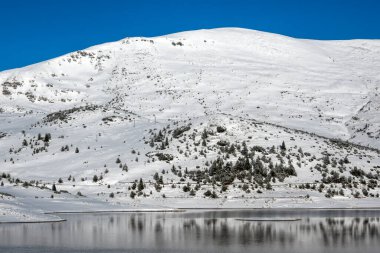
[1,0,379,71]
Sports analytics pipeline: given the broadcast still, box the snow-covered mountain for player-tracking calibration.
[1,28,380,147]
[0,28,380,221]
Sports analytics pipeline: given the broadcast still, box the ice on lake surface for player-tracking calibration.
[1,209,380,253]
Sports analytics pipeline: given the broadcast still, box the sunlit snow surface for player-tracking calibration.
[0,28,379,222]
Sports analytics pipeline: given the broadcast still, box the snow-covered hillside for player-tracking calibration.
[1,28,380,147]
[0,28,380,221]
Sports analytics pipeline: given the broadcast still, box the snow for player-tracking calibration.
[0,28,380,222]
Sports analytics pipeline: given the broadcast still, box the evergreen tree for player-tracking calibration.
[201,129,208,139]
[153,172,159,181]
[149,138,154,147]
[138,178,144,191]
[280,141,286,151]
[183,185,190,192]
[241,141,248,156]
[323,155,330,166]
[161,141,165,150]
[44,133,51,142]
[204,190,212,197]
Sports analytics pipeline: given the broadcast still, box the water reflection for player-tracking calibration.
[0,210,380,253]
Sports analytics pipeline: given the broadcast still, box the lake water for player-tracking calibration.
[1,209,380,253]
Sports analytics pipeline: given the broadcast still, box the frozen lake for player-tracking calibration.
[1,209,380,253]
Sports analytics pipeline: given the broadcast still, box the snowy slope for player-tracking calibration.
[1,28,379,147]
[0,28,380,221]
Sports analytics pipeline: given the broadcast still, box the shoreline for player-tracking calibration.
[177,207,380,210]
[0,219,66,224]
[2,207,380,224]
[44,209,184,214]
[45,206,380,215]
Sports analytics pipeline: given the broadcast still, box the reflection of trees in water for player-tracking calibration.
[199,217,296,246]
[314,217,380,247]
[129,214,145,233]
[125,215,380,248]
[1,214,380,251]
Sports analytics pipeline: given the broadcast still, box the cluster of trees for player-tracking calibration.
[127,179,145,199]
[116,157,129,171]
[182,152,296,191]
[11,133,52,156]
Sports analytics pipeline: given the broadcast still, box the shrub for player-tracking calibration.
[204,190,212,197]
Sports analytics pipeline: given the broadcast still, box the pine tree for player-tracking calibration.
[158,130,163,140]
[153,172,159,181]
[280,141,286,151]
[241,141,248,156]
[44,133,51,142]
[323,155,330,166]
[201,129,208,139]
[52,183,57,192]
[138,178,144,191]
